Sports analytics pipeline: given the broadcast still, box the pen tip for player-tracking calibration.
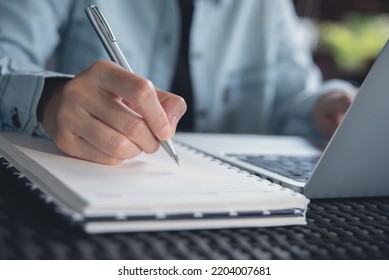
[173,155,180,166]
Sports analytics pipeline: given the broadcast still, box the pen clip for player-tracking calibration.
[89,5,116,42]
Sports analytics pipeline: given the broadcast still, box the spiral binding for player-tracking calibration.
[173,140,304,198]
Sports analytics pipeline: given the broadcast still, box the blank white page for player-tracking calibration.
[0,133,308,217]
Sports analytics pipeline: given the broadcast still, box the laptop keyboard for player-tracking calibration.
[234,155,320,183]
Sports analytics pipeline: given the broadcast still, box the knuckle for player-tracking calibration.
[91,60,119,80]
[128,148,142,159]
[106,135,130,157]
[124,117,148,138]
[122,118,159,154]
[93,59,112,70]
[136,79,154,94]
[132,79,155,104]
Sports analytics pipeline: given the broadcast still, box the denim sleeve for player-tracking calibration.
[0,0,73,136]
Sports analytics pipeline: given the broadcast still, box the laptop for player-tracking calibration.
[175,40,389,199]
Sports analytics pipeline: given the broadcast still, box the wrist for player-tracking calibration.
[37,77,69,135]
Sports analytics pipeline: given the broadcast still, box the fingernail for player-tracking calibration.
[158,125,171,140]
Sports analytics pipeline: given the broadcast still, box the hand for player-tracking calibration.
[38,60,187,165]
[313,91,355,136]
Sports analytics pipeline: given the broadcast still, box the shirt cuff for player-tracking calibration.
[0,72,73,137]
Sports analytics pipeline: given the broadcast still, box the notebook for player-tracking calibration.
[0,132,308,233]
[175,39,389,199]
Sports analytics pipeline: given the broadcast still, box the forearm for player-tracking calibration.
[270,1,356,136]
[276,79,357,137]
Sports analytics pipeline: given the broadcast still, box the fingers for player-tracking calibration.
[51,99,143,165]
[41,60,187,165]
[70,111,143,159]
[83,91,160,154]
[324,92,353,123]
[314,91,354,136]
[315,114,338,136]
[121,88,187,135]
[57,135,129,166]
[96,61,173,140]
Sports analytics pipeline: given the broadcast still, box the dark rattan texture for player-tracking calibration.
[1,170,389,260]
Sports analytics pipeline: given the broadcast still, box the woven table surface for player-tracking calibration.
[1,170,389,260]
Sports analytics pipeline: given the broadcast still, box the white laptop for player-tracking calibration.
[176,40,389,199]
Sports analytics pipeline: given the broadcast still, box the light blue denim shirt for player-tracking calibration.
[0,0,355,137]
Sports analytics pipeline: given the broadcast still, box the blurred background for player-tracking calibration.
[293,0,389,86]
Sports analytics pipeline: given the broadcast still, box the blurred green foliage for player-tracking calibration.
[320,14,389,72]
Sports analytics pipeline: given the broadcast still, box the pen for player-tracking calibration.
[85,5,180,166]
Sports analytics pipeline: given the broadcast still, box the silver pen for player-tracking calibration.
[85,5,180,166]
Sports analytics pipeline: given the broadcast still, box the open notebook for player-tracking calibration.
[0,132,308,233]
